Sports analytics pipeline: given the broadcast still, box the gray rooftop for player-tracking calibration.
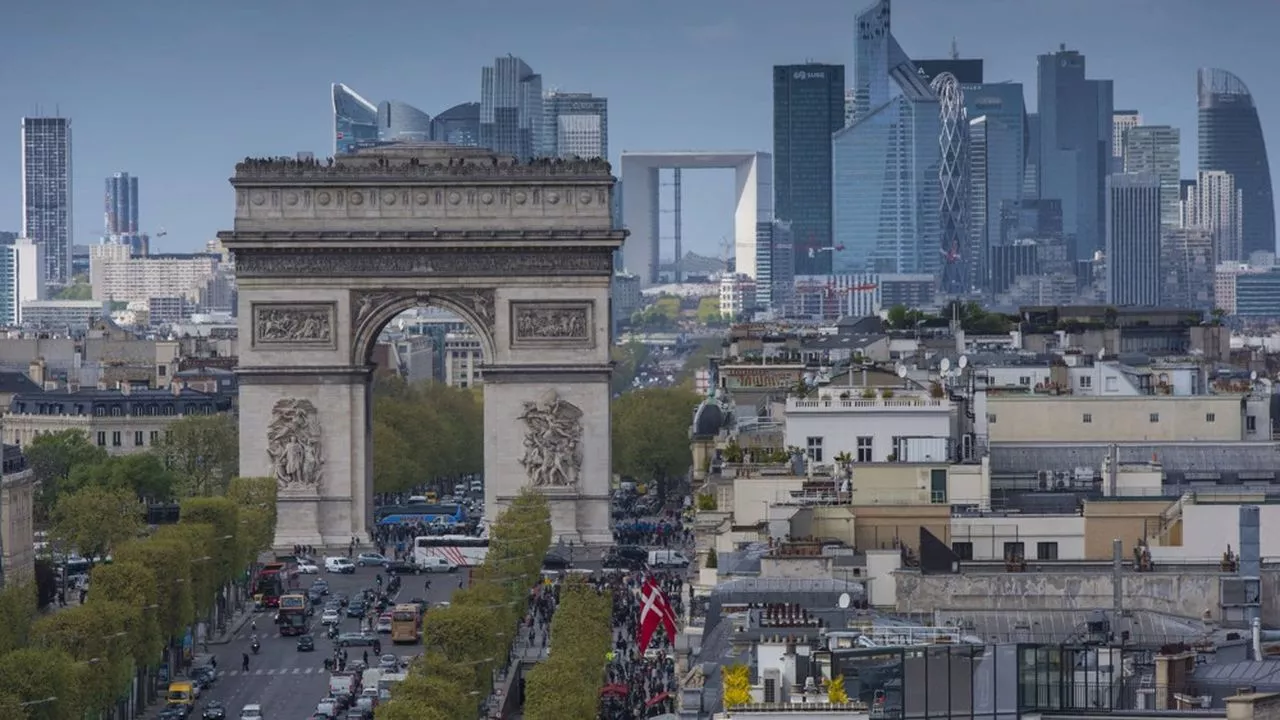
[932,609,1218,646]
[990,442,1280,482]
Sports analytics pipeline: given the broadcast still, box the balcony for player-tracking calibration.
[786,397,948,412]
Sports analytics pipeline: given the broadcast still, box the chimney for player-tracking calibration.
[119,380,131,396]
[1113,539,1123,612]
[1154,650,1196,709]
[27,359,45,387]
[171,380,184,397]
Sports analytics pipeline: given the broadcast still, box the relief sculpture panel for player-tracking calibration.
[253,304,336,347]
[268,398,324,494]
[510,301,593,347]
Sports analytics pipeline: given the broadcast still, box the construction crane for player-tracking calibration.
[807,244,846,259]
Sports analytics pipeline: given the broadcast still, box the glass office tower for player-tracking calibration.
[480,56,543,158]
[332,83,379,154]
[1198,68,1275,256]
[1036,46,1114,261]
[833,0,940,276]
[542,91,609,159]
[431,103,480,147]
[104,172,139,235]
[1122,125,1181,229]
[965,83,1026,287]
[773,64,845,275]
[377,101,432,142]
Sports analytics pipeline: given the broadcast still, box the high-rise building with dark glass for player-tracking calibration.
[104,172,139,236]
[431,103,480,147]
[480,56,542,158]
[377,101,432,142]
[542,91,608,159]
[1036,45,1114,261]
[773,63,845,275]
[1106,173,1162,306]
[1198,68,1275,256]
[21,117,73,287]
[332,84,379,154]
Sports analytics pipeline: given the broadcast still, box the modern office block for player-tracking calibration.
[1198,68,1275,258]
[1106,173,1162,306]
[1112,110,1142,170]
[773,64,845,275]
[1184,169,1245,263]
[541,91,608,159]
[431,103,480,147]
[377,101,432,142]
[21,117,73,288]
[480,56,542,158]
[1122,125,1181,228]
[332,84,379,154]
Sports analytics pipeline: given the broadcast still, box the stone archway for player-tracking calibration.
[219,145,622,548]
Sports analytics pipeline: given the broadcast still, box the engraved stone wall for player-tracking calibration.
[252,304,336,347]
[510,301,594,347]
[234,249,613,278]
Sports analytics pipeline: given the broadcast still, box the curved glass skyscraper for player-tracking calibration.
[378,101,432,142]
[933,72,971,291]
[1198,68,1275,256]
[332,83,378,154]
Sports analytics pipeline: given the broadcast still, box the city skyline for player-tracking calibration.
[1,0,1277,256]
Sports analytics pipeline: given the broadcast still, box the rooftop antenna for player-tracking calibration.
[950,38,959,60]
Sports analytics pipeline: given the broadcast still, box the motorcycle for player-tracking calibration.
[251,640,260,655]
[327,625,339,640]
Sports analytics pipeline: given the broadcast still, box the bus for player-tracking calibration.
[389,603,421,644]
[376,504,466,527]
[253,563,287,608]
[413,535,489,568]
[277,593,309,636]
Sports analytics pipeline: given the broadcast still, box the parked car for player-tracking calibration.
[385,560,419,575]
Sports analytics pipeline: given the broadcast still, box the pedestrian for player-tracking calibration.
[424,579,432,591]
[363,650,369,666]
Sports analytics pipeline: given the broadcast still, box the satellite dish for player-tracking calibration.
[838,592,851,609]
[1252,370,1259,382]
[940,358,951,374]
[896,365,908,379]
[958,355,969,370]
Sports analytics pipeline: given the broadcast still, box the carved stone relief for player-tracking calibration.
[511,302,593,346]
[267,398,325,493]
[234,154,611,179]
[235,249,613,278]
[351,288,495,339]
[517,390,584,489]
[253,304,335,346]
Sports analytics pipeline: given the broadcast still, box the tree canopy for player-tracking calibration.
[49,485,143,562]
[612,386,700,497]
[523,578,613,720]
[372,379,482,494]
[151,414,239,497]
[25,430,109,521]
[610,342,652,394]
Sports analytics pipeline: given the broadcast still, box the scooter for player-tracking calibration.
[251,640,260,655]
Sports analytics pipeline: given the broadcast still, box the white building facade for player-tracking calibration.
[89,243,219,304]
[783,394,954,464]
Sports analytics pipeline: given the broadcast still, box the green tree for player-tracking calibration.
[31,602,133,716]
[50,485,142,562]
[610,341,651,395]
[612,387,700,498]
[695,296,722,324]
[152,523,220,617]
[676,338,723,387]
[227,477,277,567]
[113,538,192,642]
[0,693,27,720]
[54,281,93,300]
[151,414,239,497]
[0,582,37,654]
[372,380,483,492]
[67,453,176,501]
[0,647,82,720]
[374,700,451,720]
[89,561,164,665]
[178,497,241,583]
[524,579,612,720]
[25,430,109,522]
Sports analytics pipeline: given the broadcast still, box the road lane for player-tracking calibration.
[182,563,467,719]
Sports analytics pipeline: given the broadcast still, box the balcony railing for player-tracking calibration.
[787,397,948,411]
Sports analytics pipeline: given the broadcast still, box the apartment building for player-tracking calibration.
[89,243,219,304]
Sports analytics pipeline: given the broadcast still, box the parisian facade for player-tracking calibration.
[773,64,845,275]
[20,117,73,287]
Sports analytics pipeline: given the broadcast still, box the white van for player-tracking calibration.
[648,550,690,569]
[324,556,356,574]
[418,557,455,573]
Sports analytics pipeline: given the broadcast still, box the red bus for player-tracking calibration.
[277,594,309,636]
[253,563,287,608]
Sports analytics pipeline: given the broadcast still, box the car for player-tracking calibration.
[297,634,315,652]
[297,561,320,574]
[315,698,338,717]
[325,557,356,574]
[310,579,330,594]
[375,615,393,634]
[346,601,366,618]
[333,593,349,607]
[542,552,572,570]
[239,704,263,720]
[356,552,389,568]
[159,708,188,720]
[336,632,378,647]
[385,560,419,575]
[344,709,368,719]
[307,587,325,604]
[321,609,342,625]
[418,556,456,573]
[379,653,400,671]
[201,701,227,719]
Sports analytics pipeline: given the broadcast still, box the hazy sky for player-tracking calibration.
[1,0,1277,258]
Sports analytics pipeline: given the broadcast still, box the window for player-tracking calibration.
[987,413,997,424]
[805,436,824,463]
[930,469,947,503]
[1149,413,1159,423]
[952,541,973,560]
[96,431,106,446]
[1018,376,1031,386]
[134,430,144,446]
[1247,415,1257,433]
[1036,542,1059,560]
[855,436,873,463]
[157,366,166,377]
[1079,376,1092,388]
[1003,541,1025,560]
[1082,413,1092,423]
[112,431,122,447]
[149,431,159,443]
[1206,413,1216,423]
[164,430,172,442]
[1105,376,1118,392]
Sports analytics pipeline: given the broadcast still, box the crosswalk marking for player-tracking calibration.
[217,667,321,677]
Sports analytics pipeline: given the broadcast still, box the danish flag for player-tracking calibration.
[637,576,678,652]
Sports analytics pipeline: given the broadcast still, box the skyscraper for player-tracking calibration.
[969,117,989,287]
[21,117,73,287]
[964,82,1027,286]
[1106,173,1161,306]
[377,101,432,142]
[1197,68,1275,256]
[833,0,941,276]
[1036,45,1114,261]
[1184,170,1244,263]
[332,83,379,154]
[480,56,543,158]
[933,72,971,292]
[1122,125,1180,228]
[431,103,481,147]
[104,172,139,236]
[541,91,608,159]
[773,63,845,275]
[0,238,45,324]
[1111,110,1142,170]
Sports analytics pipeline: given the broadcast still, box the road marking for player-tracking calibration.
[292,667,301,674]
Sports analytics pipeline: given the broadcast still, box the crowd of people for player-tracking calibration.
[611,517,691,547]
[599,570,685,719]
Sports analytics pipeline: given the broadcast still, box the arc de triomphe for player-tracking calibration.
[218,144,622,548]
